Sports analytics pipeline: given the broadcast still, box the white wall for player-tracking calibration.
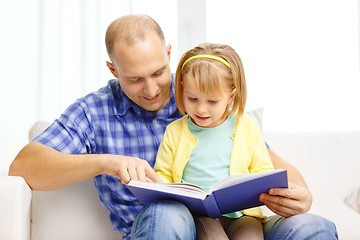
[206,0,360,132]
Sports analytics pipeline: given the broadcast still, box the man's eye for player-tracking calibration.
[128,78,141,82]
[153,71,163,77]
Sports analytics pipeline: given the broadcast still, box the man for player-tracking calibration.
[9,14,337,239]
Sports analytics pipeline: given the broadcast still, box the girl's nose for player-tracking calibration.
[196,104,207,114]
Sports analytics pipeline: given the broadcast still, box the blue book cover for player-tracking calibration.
[126,169,288,218]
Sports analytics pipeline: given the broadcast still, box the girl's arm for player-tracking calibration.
[153,128,176,183]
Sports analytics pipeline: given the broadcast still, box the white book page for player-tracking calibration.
[128,181,209,199]
[209,169,281,193]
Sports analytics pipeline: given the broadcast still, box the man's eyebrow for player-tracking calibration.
[122,65,167,80]
[153,65,167,74]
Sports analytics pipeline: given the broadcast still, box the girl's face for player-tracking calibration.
[182,74,234,128]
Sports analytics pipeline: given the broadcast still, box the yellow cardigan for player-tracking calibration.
[154,113,274,221]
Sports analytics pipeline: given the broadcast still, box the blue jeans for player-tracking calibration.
[263,213,338,240]
[131,201,338,240]
[130,200,196,240]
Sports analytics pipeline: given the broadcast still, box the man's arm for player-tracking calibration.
[8,141,160,191]
[259,148,313,217]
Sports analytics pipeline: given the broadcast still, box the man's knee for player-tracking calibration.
[287,213,337,238]
[264,213,338,240]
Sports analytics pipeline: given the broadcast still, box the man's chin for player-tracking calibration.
[140,102,163,113]
[139,96,170,113]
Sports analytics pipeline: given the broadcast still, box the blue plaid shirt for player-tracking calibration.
[34,78,181,238]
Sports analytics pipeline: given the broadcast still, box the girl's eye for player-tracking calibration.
[208,100,218,104]
[188,97,197,101]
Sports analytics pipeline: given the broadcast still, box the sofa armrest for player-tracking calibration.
[0,175,31,240]
[31,178,123,240]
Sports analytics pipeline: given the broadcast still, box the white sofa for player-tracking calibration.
[1,121,360,240]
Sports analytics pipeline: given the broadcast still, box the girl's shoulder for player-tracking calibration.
[235,113,260,131]
[163,115,194,143]
[165,115,189,134]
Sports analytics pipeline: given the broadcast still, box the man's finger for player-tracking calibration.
[260,194,295,216]
[136,166,147,182]
[260,193,307,216]
[145,166,162,183]
[127,165,138,181]
[145,177,153,183]
[116,167,131,184]
[266,204,293,218]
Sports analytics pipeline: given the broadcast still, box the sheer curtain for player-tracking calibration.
[0,0,131,173]
[36,0,131,122]
[0,0,177,173]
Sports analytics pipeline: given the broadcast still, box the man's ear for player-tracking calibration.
[166,44,172,61]
[106,61,118,78]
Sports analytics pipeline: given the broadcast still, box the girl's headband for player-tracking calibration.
[181,54,231,70]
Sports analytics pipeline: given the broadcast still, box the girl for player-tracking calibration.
[154,43,274,240]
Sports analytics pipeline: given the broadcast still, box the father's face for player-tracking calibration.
[109,34,172,114]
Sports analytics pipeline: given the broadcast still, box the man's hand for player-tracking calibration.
[100,155,162,184]
[259,182,312,218]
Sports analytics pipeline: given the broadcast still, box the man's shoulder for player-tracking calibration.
[60,79,119,118]
[84,79,117,98]
[76,80,118,105]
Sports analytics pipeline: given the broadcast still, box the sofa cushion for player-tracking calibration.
[344,186,360,214]
[246,107,264,133]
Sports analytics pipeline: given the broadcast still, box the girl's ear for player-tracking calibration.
[228,88,236,105]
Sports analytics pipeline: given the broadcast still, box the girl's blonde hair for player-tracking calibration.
[175,43,247,118]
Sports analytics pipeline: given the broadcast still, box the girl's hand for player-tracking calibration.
[259,182,312,217]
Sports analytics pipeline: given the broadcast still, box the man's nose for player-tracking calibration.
[143,78,158,97]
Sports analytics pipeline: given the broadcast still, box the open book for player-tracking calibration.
[127,169,288,218]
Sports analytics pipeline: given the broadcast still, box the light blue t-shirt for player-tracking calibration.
[182,115,243,218]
